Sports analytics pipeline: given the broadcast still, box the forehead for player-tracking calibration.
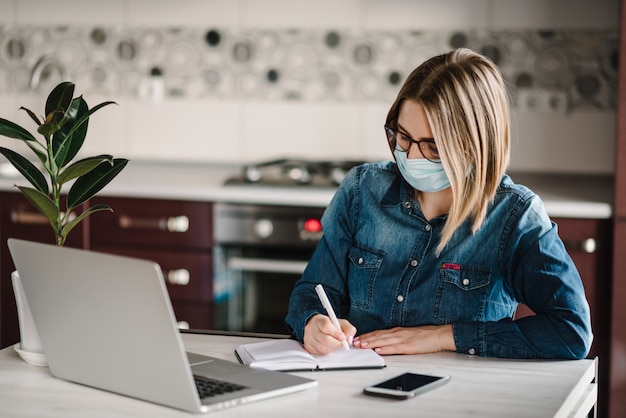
[397,100,433,137]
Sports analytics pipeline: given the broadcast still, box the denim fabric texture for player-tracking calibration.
[285,161,593,359]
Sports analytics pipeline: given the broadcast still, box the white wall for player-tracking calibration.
[0,0,620,174]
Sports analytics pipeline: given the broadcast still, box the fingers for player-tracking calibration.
[352,325,455,355]
[339,319,357,345]
[353,328,404,354]
[303,314,355,355]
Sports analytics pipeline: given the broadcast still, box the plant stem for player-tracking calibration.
[45,135,63,245]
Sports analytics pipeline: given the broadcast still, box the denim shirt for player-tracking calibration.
[285,161,593,359]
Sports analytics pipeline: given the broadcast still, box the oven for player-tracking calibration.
[212,202,325,334]
[212,159,364,334]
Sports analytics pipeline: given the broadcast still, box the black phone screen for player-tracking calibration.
[374,373,442,391]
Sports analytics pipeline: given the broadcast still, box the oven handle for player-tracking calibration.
[227,257,308,274]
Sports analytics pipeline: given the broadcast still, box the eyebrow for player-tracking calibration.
[396,122,435,142]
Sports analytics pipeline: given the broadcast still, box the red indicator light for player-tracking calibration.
[303,218,322,233]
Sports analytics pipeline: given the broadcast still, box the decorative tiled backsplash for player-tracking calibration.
[0,26,618,113]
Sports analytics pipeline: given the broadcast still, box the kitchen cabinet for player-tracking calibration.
[0,192,86,348]
[1,192,214,350]
[89,196,213,330]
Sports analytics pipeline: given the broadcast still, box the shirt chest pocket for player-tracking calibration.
[434,263,491,323]
[347,246,385,309]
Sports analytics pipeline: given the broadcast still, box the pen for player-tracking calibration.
[315,284,350,352]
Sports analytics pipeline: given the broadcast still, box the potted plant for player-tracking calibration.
[0,81,128,364]
[0,81,128,245]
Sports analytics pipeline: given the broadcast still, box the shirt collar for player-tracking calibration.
[379,169,415,207]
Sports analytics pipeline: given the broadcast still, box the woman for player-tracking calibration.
[284,48,592,359]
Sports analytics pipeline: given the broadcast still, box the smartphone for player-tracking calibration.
[363,372,450,400]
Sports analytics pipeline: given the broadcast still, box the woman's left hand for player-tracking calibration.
[352,324,456,355]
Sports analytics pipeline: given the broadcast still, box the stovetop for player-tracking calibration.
[224,158,366,187]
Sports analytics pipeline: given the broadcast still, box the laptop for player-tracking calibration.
[8,238,317,413]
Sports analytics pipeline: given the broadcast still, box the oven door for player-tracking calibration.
[213,245,312,334]
[212,202,324,334]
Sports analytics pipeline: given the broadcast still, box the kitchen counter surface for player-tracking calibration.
[0,160,614,219]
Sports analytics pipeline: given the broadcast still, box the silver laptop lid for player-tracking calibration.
[9,238,317,413]
[9,238,203,412]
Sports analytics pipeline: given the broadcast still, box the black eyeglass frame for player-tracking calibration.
[384,125,441,163]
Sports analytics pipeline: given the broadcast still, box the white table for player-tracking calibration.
[0,332,597,417]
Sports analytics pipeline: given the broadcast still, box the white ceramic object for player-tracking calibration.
[11,271,47,366]
[13,343,47,367]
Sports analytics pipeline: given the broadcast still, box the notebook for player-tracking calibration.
[8,238,317,413]
[235,338,386,371]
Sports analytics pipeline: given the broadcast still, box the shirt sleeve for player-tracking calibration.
[284,167,359,341]
[453,196,593,359]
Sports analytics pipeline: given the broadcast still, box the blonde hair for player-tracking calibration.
[386,48,511,253]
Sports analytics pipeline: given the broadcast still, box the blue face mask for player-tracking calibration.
[394,149,450,192]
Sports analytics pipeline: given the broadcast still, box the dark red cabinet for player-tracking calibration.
[611,2,626,416]
[0,193,213,348]
[89,196,213,330]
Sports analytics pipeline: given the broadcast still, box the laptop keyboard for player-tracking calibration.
[193,375,248,399]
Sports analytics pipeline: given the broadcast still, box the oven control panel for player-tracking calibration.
[300,218,323,241]
[214,203,325,246]
[253,219,274,239]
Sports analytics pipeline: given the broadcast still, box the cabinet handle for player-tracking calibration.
[564,238,597,254]
[11,210,76,225]
[167,269,190,285]
[118,214,189,233]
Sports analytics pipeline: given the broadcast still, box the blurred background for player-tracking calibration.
[0,0,619,173]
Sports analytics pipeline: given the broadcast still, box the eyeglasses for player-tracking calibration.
[384,125,441,163]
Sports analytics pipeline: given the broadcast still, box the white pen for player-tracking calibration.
[315,284,350,351]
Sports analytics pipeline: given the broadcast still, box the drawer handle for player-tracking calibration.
[11,210,76,225]
[167,269,190,285]
[118,215,189,233]
[564,238,597,254]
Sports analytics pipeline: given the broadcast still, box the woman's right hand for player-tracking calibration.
[303,314,357,355]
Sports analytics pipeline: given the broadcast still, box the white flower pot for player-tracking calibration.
[11,271,47,366]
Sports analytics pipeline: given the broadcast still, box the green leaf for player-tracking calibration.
[67,158,128,210]
[38,82,76,138]
[84,100,117,116]
[18,106,43,126]
[60,204,112,244]
[53,97,87,168]
[0,117,48,164]
[57,155,113,185]
[45,82,74,118]
[37,109,65,138]
[16,186,60,232]
[24,141,48,166]
[0,118,38,142]
[64,99,116,141]
[53,98,116,169]
[67,100,117,140]
[0,147,49,194]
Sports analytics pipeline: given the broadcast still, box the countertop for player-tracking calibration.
[0,160,614,219]
[0,332,598,417]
